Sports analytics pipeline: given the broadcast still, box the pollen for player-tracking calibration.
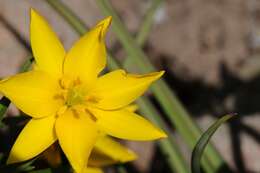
[66,86,86,106]
[56,105,67,117]
[57,76,99,107]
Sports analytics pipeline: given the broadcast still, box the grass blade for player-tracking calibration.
[137,97,189,173]
[96,1,227,172]
[191,114,235,173]
[45,1,189,172]
[30,169,52,173]
[123,0,163,69]
[0,158,36,172]
[116,165,128,173]
[19,55,34,72]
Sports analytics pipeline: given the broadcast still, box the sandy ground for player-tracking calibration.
[0,0,260,172]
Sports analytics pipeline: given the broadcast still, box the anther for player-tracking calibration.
[57,105,67,117]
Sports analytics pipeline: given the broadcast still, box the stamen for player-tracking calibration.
[59,77,71,89]
[85,108,97,122]
[85,95,100,104]
[66,87,86,107]
[73,77,82,86]
[58,76,98,107]
[56,105,67,117]
[53,90,68,102]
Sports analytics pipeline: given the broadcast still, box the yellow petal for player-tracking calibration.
[55,109,99,173]
[90,108,167,141]
[79,167,103,173]
[7,116,57,164]
[30,9,66,77]
[84,168,103,173]
[63,17,112,87]
[0,70,63,118]
[124,104,138,112]
[92,70,164,110]
[89,135,137,167]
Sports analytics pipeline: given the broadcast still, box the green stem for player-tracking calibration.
[120,1,208,171]
[109,56,189,173]
[19,55,34,72]
[116,165,128,173]
[137,97,189,173]
[46,0,189,172]
[123,0,163,68]
[121,5,189,171]
[96,0,223,172]
[44,0,86,35]
[136,0,163,45]
[0,97,10,124]
[29,169,51,173]
[191,114,235,173]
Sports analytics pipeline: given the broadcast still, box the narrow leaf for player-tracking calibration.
[116,165,128,173]
[191,114,236,173]
[0,97,10,122]
[19,55,34,72]
[0,158,36,173]
[30,168,52,173]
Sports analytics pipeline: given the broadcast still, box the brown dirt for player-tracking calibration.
[0,0,259,172]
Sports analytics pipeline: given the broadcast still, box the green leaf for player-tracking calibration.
[19,55,34,72]
[191,114,236,173]
[45,1,189,173]
[16,158,36,171]
[30,168,52,173]
[0,97,11,123]
[116,165,128,173]
[0,158,36,173]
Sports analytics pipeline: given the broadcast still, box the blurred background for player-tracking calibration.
[0,0,260,172]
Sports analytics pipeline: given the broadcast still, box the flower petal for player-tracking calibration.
[0,70,63,118]
[55,109,99,173]
[82,167,103,173]
[63,17,112,86]
[89,135,137,167]
[92,70,164,110]
[90,108,167,141]
[124,104,138,112]
[30,9,66,77]
[7,116,57,164]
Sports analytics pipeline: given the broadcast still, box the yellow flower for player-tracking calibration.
[0,9,166,173]
[43,135,137,173]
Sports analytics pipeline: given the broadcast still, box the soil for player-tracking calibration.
[0,0,259,172]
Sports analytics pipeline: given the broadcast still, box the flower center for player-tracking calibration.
[55,76,100,120]
[66,86,85,107]
[55,75,100,112]
[58,76,88,107]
